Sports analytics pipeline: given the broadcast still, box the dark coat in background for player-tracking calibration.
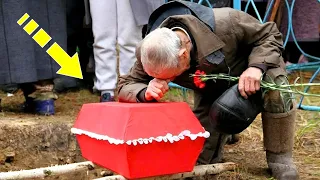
[0,0,67,85]
[280,0,319,42]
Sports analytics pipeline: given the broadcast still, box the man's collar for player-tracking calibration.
[171,26,191,41]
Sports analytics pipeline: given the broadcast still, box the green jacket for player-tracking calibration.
[118,8,286,103]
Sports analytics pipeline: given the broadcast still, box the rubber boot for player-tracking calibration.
[262,106,299,180]
[20,82,57,115]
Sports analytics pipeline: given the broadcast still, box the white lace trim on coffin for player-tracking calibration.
[71,128,210,146]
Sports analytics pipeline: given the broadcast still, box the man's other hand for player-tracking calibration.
[238,67,263,99]
[145,78,169,101]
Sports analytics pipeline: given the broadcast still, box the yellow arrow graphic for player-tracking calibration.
[47,43,82,79]
[17,13,83,79]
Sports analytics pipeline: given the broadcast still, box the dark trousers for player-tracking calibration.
[58,0,94,90]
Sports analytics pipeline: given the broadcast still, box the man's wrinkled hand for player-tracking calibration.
[238,67,263,99]
[145,78,169,101]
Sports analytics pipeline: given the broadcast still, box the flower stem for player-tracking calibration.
[190,74,320,97]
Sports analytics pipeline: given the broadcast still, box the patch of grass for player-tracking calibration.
[296,119,320,140]
[162,88,194,107]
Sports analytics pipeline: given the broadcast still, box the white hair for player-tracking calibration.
[140,27,181,75]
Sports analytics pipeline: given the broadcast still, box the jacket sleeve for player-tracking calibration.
[229,9,284,69]
[117,42,153,102]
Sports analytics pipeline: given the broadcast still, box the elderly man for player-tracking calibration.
[118,1,298,179]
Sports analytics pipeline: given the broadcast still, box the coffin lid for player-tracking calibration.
[72,102,209,145]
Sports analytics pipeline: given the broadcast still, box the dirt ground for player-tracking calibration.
[0,72,319,180]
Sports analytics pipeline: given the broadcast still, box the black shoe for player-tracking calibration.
[100,93,115,102]
[226,134,240,145]
[53,77,82,93]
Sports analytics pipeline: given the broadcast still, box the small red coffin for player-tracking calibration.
[71,102,209,179]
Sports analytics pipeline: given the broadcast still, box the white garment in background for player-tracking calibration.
[89,0,142,96]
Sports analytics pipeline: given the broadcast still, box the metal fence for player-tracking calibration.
[165,0,320,111]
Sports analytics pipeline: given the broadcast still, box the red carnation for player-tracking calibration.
[193,70,206,88]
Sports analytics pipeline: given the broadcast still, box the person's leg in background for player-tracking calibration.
[89,0,117,102]
[117,0,143,77]
[0,0,66,115]
[20,80,58,115]
[54,0,86,93]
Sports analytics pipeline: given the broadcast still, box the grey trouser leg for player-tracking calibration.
[89,0,142,96]
[193,90,229,164]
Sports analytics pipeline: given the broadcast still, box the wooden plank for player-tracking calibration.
[93,162,237,180]
[0,161,94,180]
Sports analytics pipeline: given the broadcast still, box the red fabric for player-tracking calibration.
[74,102,207,179]
[74,102,205,139]
[77,135,205,178]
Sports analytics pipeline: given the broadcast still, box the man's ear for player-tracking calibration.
[178,48,187,59]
